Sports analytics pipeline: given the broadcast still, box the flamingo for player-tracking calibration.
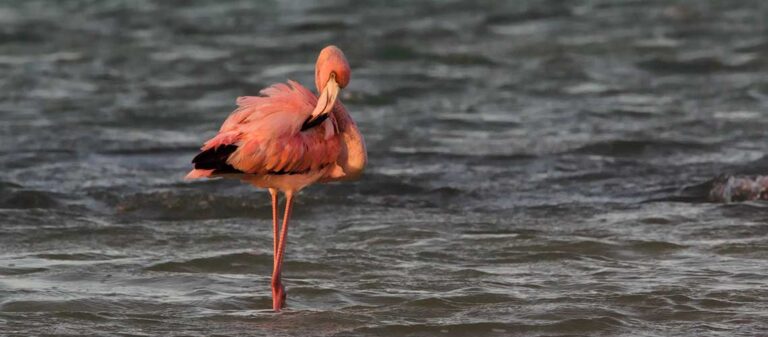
[185,45,367,312]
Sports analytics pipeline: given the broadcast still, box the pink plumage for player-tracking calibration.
[186,80,340,185]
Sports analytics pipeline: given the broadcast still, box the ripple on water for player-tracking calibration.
[350,316,629,337]
[637,54,761,74]
[32,252,130,261]
[0,297,185,314]
[0,189,59,209]
[0,266,48,276]
[571,139,712,157]
[112,189,272,220]
[145,252,272,274]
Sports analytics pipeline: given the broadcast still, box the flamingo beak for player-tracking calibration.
[308,75,340,124]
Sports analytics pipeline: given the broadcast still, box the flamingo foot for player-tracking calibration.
[271,281,286,312]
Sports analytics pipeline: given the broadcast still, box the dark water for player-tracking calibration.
[2,1,768,336]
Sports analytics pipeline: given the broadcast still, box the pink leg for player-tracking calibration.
[271,191,294,312]
[269,188,279,266]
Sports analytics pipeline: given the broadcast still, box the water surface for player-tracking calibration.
[2,1,768,336]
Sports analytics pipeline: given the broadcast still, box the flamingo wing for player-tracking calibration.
[187,81,340,178]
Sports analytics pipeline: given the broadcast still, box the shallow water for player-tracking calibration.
[2,0,768,336]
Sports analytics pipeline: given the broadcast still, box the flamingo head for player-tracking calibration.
[308,46,350,123]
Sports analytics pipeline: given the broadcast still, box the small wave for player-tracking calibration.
[639,216,675,225]
[0,299,114,313]
[193,294,267,311]
[387,147,536,161]
[493,252,585,264]
[0,266,47,276]
[571,139,710,157]
[112,189,270,220]
[33,252,128,261]
[442,292,518,305]
[484,6,571,25]
[0,190,59,209]
[150,46,232,62]
[288,20,350,32]
[351,316,624,336]
[352,322,515,337]
[145,252,271,274]
[542,316,626,333]
[98,146,199,155]
[625,240,688,254]
[711,242,768,257]
[732,155,768,176]
[637,54,760,74]
[0,298,182,314]
[372,44,495,65]
[0,189,59,210]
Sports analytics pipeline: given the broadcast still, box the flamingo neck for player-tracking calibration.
[331,102,367,181]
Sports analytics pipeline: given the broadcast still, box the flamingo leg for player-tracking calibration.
[271,191,294,311]
[269,188,279,266]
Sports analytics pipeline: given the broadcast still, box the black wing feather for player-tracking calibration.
[300,114,328,131]
[191,144,243,174]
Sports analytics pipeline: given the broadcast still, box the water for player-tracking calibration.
[2,0,768,336]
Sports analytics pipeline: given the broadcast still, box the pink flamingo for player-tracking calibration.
[185,46,367,311]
